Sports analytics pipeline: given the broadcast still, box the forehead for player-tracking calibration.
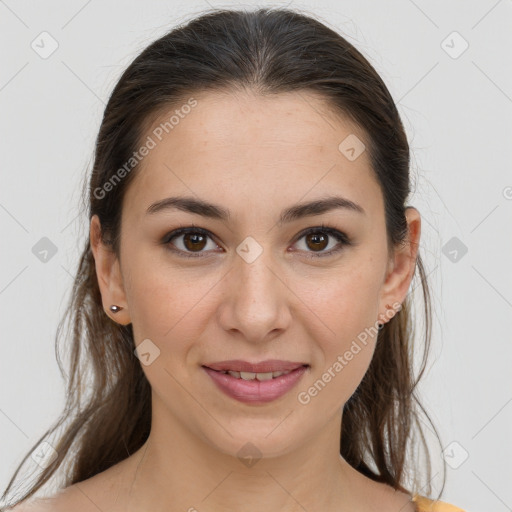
[123,90,382,222]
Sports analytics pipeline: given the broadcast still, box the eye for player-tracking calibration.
[292,224,352,259]
[162,223,352,259]
[162,225,220,258]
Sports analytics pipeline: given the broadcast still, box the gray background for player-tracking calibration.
[1,1,511,511]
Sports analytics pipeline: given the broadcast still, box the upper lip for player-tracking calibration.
[203,360,308,373]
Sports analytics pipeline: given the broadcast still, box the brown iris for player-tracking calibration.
[305,232,328,252]
[183,232,208,251]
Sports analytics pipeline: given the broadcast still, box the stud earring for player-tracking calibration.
[110,305,123,313]
[377,303,401,331]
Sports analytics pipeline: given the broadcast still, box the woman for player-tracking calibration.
[1,7,466,512]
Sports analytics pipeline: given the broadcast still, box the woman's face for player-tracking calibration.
[91,90,419,459]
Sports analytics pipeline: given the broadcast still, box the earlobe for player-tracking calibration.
[377,207,421,325]
[89,215,131,325]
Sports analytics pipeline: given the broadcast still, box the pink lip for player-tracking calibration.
[203,359,307,373]
[202,365,309,404]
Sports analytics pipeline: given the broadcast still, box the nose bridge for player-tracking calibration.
[220,234,291,339]
[234,234,281,298]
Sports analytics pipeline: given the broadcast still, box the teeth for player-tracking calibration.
[253,372,273,381]
[221,369,294,380]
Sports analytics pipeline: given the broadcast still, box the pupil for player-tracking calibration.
[184,233,206,251]
[307,233,327,251]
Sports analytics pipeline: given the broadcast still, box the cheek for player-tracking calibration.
[124,253,217,343]
[304,265,382,340]
[299,267,381,397]
[301,280,378,412]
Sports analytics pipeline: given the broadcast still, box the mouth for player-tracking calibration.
[202,366,309,381]
[201,362,310,404]
[201,360,309,380]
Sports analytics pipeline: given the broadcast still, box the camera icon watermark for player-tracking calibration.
[236,236,263,264]
[441,236,468,263]
[441,31,469,59]
[442,440,469,469]
[31,31,59,59]
[32,237,58,263]
[134,338,161,366]
[338,134,366,161]
[237,441,262,468]
[31,441,58,469]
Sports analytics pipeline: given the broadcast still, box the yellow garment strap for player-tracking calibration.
[412,494,466,512]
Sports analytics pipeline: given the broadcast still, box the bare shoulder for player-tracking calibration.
[376,485,416,512]
[3,489,70,512]
[14,484,105,512]
[360,479,416,512]
[7,464,131,512]
[341,459,416,512]
[8,453,132,512]
[5,503,52,512]
[12,484,107,512]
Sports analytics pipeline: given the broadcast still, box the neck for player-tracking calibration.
[115,397,368,512]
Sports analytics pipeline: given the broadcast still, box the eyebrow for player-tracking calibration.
[146,195,365,224]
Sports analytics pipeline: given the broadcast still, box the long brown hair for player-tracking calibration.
[1,7,446,508]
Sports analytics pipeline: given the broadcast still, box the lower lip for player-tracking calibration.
[202,366,309,404]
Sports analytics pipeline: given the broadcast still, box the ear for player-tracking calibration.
[377,206,421,325]
[90,214,131,326]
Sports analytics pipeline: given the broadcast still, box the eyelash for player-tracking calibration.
[162,223,352,259]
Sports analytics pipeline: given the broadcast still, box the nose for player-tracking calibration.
[216,245,292,344]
